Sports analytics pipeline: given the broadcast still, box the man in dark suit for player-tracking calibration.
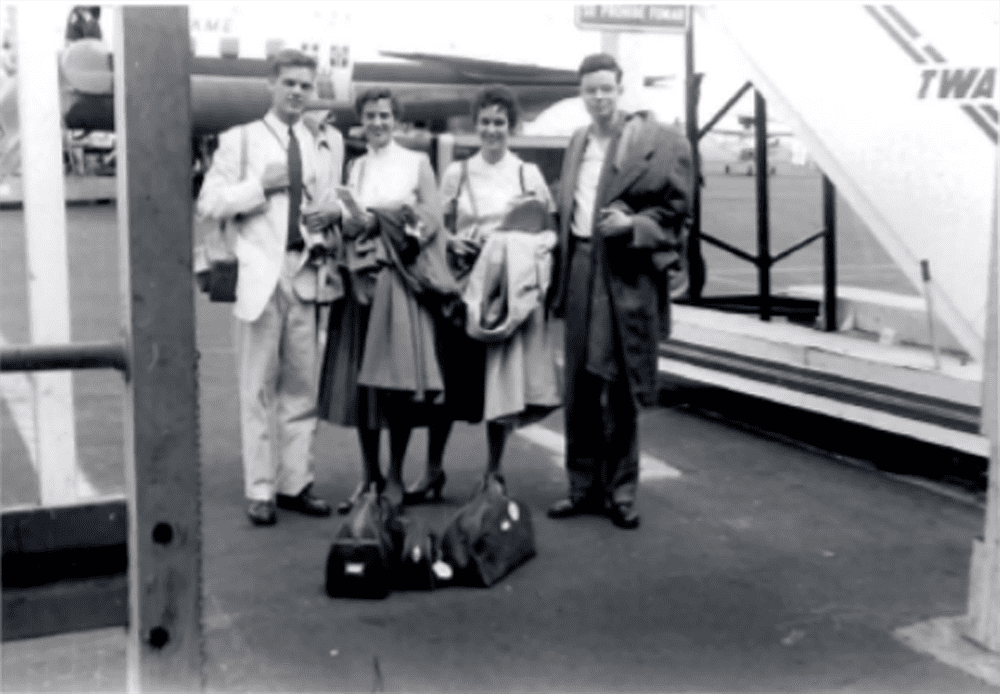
[548,53,693,529]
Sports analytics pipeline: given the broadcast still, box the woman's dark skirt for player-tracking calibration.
[318,293,487,429]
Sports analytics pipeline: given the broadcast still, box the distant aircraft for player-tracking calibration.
[706,112,797,175]
[53,39,580,136]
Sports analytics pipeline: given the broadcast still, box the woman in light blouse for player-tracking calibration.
[317,88,453,513]
[406,85,561,502]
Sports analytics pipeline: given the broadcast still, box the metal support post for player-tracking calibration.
[114,6,203,691]
[684,9,705,302]
[754,90,771,321]
[822,175,837,331]
[967,155,1000,652]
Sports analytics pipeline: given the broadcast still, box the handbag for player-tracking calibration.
[325,483,402,599]
[195,124,248,303]
[438,476,536,587]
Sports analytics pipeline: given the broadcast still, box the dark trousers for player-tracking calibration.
[563,238,639,506]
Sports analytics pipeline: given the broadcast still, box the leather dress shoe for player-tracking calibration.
[607,502,640,530]
[546,497,598,519]
[276,484,332,517]
[247,500,276,526]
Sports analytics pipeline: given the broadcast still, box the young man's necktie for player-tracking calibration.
[286,125,304,250]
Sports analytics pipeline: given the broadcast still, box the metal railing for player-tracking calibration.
[684,68,838,331]
[1,341,129,375]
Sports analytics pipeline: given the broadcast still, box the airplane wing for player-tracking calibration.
[377,51,577,85]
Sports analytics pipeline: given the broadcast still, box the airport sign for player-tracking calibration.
[575,5,690,33]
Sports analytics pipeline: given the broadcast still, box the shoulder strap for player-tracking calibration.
[239,124,248,181]
[519,162,526,194]
[260,118,286,151]
[460,158,479,219]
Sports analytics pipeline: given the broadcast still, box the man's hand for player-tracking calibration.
[302,199,342,235]
[596,207,634,237]
[447,236,482,259]
[261,163,289,197]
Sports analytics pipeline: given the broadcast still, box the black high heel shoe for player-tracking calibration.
[337,478,383,515]
[404,469,446,505]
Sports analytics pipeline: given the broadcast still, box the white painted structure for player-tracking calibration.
[703,2,998,361]
[15,3,82,506]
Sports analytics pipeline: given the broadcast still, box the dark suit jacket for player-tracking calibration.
[552,111,693,404]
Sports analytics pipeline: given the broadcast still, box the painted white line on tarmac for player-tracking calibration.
[0,332,100,499]
[0,336,39,465]
[516,424,682,481]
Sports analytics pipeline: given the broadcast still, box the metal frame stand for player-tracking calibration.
[681,23,838,328]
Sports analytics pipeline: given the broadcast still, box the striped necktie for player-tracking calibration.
[286,125,303,250]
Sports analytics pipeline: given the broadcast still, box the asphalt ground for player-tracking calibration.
[3,351,993,692]
[3,169,993,692]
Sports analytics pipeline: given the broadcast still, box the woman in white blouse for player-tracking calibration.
[406,85,561,503]
[317,89,451,513]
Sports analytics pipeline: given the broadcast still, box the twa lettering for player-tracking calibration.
[918,68,996,100]
[865,4,998,143]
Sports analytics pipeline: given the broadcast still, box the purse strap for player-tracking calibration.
[239,123,248,181]
[455,158,484,240]
[459,158,478,218]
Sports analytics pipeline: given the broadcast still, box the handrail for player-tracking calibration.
[0,341,129,376]
[699,231,758,264]
[698,80,753,141]
[772,228,827,264]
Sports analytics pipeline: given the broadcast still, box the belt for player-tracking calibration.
[287,241,305,252]
[571,235,592,244]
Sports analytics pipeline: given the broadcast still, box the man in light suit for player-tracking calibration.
[198,49,334,525]
[548,53,693,529]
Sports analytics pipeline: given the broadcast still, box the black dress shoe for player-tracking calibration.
[276,484,332,517]
[547,497,597,519]
[247,500,276,526]
[607,502,640,529]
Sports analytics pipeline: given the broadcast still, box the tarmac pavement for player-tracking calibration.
[1,197,995,692]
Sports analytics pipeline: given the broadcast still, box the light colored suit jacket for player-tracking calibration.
[197,111,318,322]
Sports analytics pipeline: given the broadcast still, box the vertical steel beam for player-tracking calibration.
[822,175,837,331]
[684,8,705,302]
[113,6,203,692]
[754,90,771,321]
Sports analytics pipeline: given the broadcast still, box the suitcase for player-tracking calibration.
[395,518,440,591]
[439,476,536,587]
[325,485,400,599]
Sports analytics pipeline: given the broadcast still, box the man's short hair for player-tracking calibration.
[269,48,317,77]
[578,53,623,83]
[471,84,521,131]
[354,88,402,119]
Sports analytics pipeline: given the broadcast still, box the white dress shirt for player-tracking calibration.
[570,135,609,239]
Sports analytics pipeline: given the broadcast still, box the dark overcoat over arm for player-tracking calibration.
[553,113,693,405]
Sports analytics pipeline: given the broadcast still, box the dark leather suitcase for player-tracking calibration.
[325,485,400,599]
[439,477,536,587]
[395,518,439,591]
